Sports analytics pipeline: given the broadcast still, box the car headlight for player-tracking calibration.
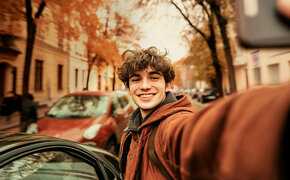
[83,124,102,140]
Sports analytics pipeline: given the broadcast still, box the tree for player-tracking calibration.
[1,0,139,93]
[209,0,236,93]
[1,0,46,95]
[171,0,224,96]
[184,34,216,84]
[97,3,138,90]
[136,0,223,96]
[136,0,237,95]
[173,59,184,88]
[55,0,138,90]
[23,0,46,95]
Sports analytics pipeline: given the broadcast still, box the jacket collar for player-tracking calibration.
[127,92,177,132]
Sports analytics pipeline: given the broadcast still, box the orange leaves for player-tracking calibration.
[51,0,138,67]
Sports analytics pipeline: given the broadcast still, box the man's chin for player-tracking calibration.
[140,107,154,113]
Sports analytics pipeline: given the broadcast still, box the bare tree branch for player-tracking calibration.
[170,0,206,39]
[198,1,211,21]
[180,0,190,18]
[35,1,46,19]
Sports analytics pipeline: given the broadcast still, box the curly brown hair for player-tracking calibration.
[117,46,175,88]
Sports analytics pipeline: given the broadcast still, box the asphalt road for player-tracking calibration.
[188,97,204,110]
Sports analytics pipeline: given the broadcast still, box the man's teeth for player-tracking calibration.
[141,94,153,98]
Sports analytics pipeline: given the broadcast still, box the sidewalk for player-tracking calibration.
[0,106,49,131]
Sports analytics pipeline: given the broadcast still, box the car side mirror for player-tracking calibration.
[114,109,125,122]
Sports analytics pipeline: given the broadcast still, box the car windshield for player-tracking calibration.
[46,95,109,118]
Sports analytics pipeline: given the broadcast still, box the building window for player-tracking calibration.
[268,64,279,84]
[253,67,261,85]
[98,75,101,90]
[83,70,85,89]
[35,60,43,91]
[58,64,63,90]
[75,69,78,88]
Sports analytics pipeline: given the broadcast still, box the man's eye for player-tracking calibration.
[151,76,160,80]
[131,78,139,82]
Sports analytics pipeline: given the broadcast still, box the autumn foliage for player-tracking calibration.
[1,0,139,92]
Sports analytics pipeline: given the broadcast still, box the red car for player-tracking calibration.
[37,91,134,155]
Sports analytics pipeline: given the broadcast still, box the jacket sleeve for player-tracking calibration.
[155,111,196,179]
[179,84,290,180]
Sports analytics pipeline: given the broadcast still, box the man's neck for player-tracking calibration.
[140,110,151,119]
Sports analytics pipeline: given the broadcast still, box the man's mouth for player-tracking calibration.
[138,94,154,98]
[140,94,153,98]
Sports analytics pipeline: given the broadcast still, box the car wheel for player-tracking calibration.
[105,139,118,155]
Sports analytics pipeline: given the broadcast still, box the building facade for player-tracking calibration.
[0,5,118,106]
[225,47,290,93]
[0,11,69,106]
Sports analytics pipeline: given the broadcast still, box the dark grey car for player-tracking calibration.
[197,88,220,103]
[0,132,120,180]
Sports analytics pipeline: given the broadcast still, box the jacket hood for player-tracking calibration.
[141,94,194,128]
[127,92,194,132]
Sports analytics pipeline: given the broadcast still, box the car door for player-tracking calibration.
[0,140,121,180]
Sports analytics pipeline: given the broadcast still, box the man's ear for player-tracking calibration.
[165,81,172,92]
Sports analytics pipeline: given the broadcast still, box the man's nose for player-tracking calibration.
[140,78,151,89]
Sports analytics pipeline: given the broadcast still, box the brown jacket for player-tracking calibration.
[119,93,197,180]
[179,84,290,179]
[120,84,290,180]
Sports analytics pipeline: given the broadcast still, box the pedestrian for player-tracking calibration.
[0,91,21,122]
[117,46,197,179]
[20,93,38,133]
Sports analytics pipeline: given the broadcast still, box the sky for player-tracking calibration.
[117,1,189,62]
[136,13,188,62]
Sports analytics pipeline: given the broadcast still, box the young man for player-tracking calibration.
[117,46,197,179]
[118,46,290,180]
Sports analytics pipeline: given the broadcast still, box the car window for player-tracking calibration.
[47,95,109,118]
[111,96,122,115]
[0,151,99,180]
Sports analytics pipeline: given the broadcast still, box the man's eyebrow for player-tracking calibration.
[129,71,162,79]
[149,71,162,75]
[129,74,140,79]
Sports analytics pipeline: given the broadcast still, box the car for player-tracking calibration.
[37,91,134,155]
[0,131,121,180]
[191,88,199,99]
[197,88,220,103]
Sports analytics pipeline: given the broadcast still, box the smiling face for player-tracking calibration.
[126,66,172,118]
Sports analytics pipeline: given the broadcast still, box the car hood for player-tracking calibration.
[37,116,105,141]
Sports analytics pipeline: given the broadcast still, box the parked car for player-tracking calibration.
[37,91,134,155]
[197,88,220,103]
[191,88,199,99]
[0,131,121,180]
